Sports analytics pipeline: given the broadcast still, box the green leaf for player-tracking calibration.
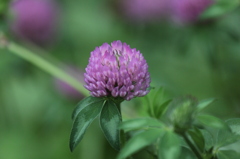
[155,99,172,118]
[200,0,240,19]
[72,96,105,120]
[119,117,164,132]
[217,150,240,159]
[188,128,205,152]
[197,98,215,112]
[227,118,240,134]
[100,100,121,150]
[217,118,240,148]
[158,131,181,159]
[179,147,197,159]
[197,114,230,130]
[152,87,172,118]
[223,141,240,154]
[142,86,172,118]
[142,87,161,117]
[153,87,164,108]
[117,129,164,159]
[69,99,105,151]
[200,129,214,151]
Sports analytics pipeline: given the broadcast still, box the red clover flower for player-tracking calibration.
[170,0,214,23]
[121,0,169,23]
[84,40,150,101]
[10,0,58,46]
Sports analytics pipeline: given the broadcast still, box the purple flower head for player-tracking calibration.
[121,0,169,23]
[170,0,214,23]
[84,41,151,101]
[55,66,84,100]
[10,0,58,46]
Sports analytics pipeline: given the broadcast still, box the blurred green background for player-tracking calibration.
[1,0,240,158]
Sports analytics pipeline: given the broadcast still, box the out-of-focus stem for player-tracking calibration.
[6,42,89,97]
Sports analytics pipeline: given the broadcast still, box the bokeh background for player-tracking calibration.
[0,0,240,158]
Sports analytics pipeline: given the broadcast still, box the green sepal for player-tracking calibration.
[100,99,121,151]
[69,97,105,151]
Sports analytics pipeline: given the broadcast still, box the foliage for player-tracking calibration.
[69,87,240,159]
[0,0,9,16]
[201,0,240,19]
[116,91,240,159]
[0,0,240,159]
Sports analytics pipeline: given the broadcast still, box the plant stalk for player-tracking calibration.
[116,102,126,149]
[182,132,202,159]
[116,102,134,159]
[6,42,89,96]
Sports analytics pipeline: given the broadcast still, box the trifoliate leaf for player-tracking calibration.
[69,98,105,151]
[100,100,121,150]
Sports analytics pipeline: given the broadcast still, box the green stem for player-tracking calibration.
[120,128,125,148]
[116,102,126,148]
[182,132,202,159]
[6,42,89,97]
[116,102,133,159]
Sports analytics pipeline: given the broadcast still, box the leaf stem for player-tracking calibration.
[6,42,89,96]
[116,102,126,148]
[116,102,134,159]
[182,132,202,159]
